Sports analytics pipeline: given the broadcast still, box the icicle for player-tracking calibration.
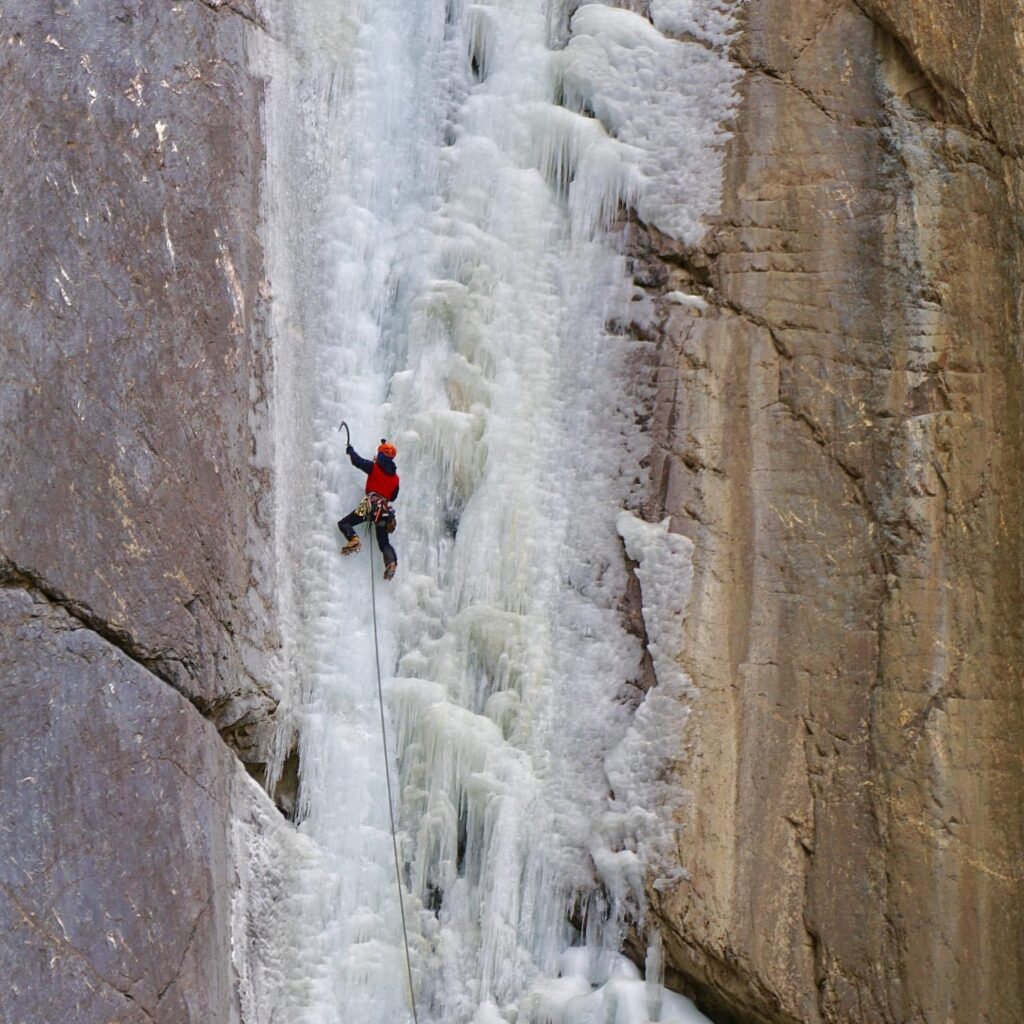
[645,932,665,1022]
[466,5,498,81]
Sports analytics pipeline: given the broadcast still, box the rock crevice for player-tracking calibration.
[1,556,201,702]
[0,556,292,813]
[193,0,268,33]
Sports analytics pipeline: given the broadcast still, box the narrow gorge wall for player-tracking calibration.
[3,1,1021,1023]
[634,1,1024,1022]
[0,3,281,1020]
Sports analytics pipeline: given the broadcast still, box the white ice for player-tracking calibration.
[520,946,710,1024]
[243,1,744,1022]
[558,4,744,244]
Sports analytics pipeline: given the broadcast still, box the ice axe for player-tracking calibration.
[338,420,351,447]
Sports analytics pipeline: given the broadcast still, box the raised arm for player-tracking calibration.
[346,446,374,474]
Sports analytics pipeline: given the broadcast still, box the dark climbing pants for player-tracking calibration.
[338,510,397,568]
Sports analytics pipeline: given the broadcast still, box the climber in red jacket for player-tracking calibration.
[338,439,400,580]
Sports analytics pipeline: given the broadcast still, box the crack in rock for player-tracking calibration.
[194,0,268,33]
[0,556,281,789]
[0,556,197,701]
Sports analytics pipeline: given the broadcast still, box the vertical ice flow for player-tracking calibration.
[253,1,744,1022]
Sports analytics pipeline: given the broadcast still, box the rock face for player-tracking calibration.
[634,1,1024,1022]
[3,1,1021,1022]
[0,587,243,1023]
[0,2,283,1020]
[0,0,275,747]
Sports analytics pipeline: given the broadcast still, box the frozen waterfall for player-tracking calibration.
[246,1,743,1022]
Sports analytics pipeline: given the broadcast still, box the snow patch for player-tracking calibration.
[230,772,309,1024]
[649,0,740,46]
[665,291,708,311]
[616,512,694,705]
[522,946,712,1024]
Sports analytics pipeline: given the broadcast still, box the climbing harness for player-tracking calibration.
[356,493,396,530]
[365,521,419,1024]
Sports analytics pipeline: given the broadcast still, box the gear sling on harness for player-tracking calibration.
[340,494,397,570]
[357,493,397,531]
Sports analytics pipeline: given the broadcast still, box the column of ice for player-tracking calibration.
[255,1,745,1022]
[384,3,742,1023]
[255,1,464,1021]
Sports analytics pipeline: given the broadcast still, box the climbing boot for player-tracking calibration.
[383,562,397,581]
[341,536,362,556]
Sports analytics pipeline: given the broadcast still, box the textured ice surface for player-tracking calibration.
[616,513,695,702]
[649,0,741,45]
[558,4,744,244]
[610,514,696,890]
[251,1,742,1022]
[521,947,711,1024]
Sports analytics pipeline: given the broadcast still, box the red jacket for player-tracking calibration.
[366,461,400,500]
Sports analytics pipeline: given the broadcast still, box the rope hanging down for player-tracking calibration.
[366,522,419,1024]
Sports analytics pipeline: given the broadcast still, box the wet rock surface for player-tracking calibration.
[632,1,1024,1022]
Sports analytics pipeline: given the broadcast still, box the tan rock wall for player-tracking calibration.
[636,2,1024,1021]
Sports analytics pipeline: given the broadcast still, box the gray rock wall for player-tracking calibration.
[0,0,275,740]
[0,586,241,1023]
[0,2,284,1020]
[629,1,1024,1022]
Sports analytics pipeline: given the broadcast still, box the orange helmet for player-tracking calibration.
[378,440,397,459]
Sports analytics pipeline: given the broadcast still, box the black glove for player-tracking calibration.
[346,445,354,454]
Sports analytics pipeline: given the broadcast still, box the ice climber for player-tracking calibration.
[338,439,400,581]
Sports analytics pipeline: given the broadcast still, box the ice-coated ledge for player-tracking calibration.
[616,512,695,700]
[558,2,745,245]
